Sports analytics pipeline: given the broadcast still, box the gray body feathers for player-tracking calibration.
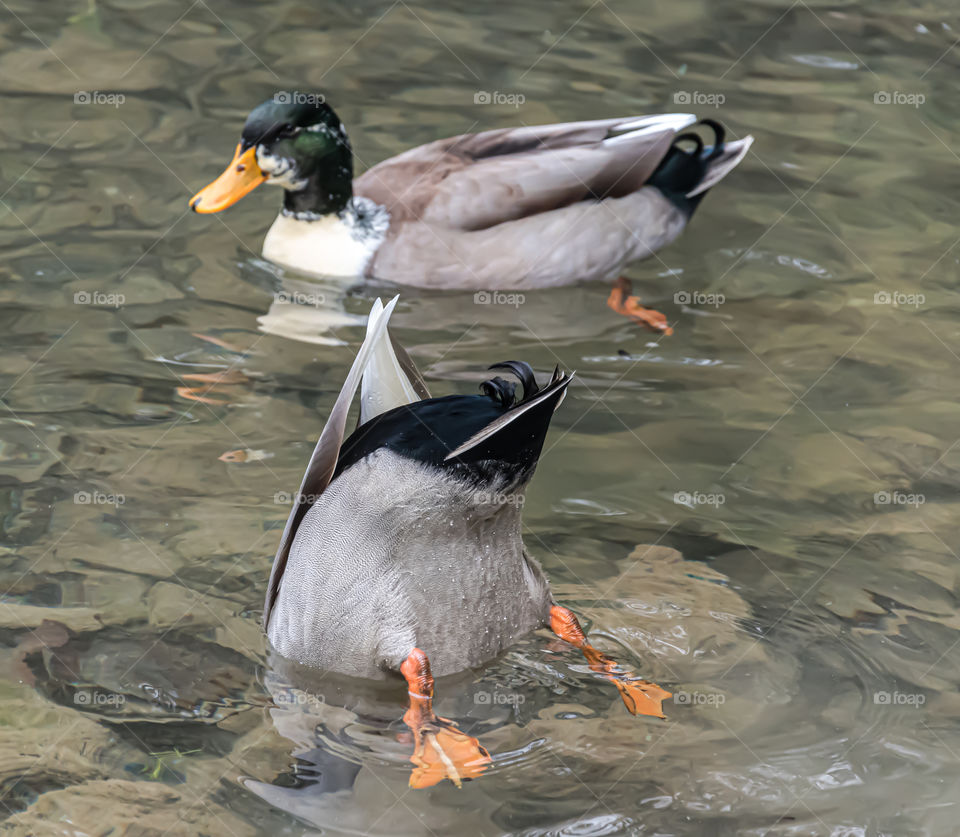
[353,115,752,288]
[366,188,688,290]
[266,450,553,679]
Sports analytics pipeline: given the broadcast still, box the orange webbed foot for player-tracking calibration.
[581,646,671,718]
[607,277,673,335]
[611,678,672,719]
[550,605,671,719]
[404,704,492,788]
[401,648,491,789]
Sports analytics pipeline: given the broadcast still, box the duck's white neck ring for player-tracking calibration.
[280,208,325,222]
[279,196,389,238]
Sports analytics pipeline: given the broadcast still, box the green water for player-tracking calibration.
[2,0,960,834]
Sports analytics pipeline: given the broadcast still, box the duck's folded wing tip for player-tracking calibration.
[444,369,572,462]
[264,297,401,626]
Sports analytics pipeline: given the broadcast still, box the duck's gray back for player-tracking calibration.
[266,449,552,679]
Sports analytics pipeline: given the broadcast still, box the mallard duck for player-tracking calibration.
[263,297,671,788]
[190,95,753,333]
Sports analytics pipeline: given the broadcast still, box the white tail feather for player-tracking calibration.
[264,295,401,625]
[359,296,421,423]
[603,113,697,145]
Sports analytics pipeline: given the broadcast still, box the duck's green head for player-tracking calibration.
[189,93,353,217]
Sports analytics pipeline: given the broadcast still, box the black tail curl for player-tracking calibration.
[482,360,566,408]
[697,118,726,160]
[480,376,517,407]
[488,361,538,398]
[481,360,536,407]
[646,118,728,218]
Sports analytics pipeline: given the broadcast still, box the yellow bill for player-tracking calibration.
[189,144,267,213]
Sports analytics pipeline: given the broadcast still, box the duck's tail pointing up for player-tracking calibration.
[646,120,753,218]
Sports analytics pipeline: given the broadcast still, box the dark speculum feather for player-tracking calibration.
[480,376,517,407]
[487,361,540,401]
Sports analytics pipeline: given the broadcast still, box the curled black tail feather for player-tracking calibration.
[487,361,540,402]
[673,132,704,156]
[481,376,517,407]
[647,118,729,219]
[697,118,726,159]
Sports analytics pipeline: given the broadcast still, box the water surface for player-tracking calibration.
[2,0,960,834]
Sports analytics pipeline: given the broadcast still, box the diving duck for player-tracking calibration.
[190,95,753,333]
[263,297,671,788]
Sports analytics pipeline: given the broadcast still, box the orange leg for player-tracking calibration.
[400,648,492,789]
[607,276,673,336]
[550,605,671,719]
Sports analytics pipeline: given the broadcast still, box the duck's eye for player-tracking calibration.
[276,124,299,140]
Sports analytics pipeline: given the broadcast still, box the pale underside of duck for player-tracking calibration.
[262,297,671,787]
[190,96,753,307]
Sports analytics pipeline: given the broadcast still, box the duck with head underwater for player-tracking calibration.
[190,94,753,333]
[263,296,671,789]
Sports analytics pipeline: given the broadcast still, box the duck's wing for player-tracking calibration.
[265,295,424,626]
[355,114,697,231]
